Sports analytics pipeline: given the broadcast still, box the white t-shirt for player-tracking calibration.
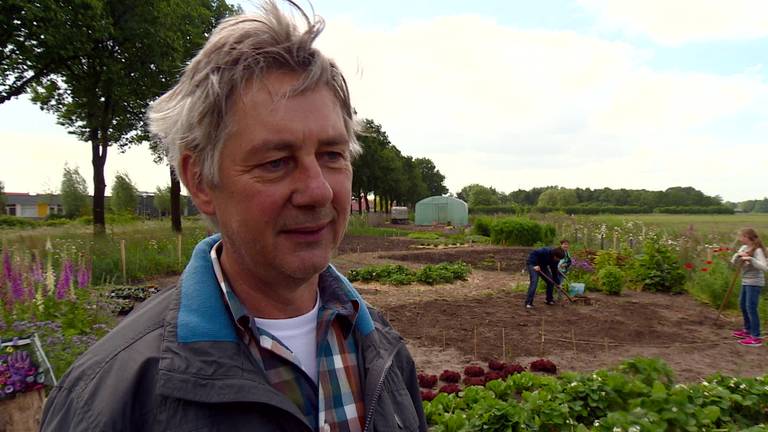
[253,293,320,384]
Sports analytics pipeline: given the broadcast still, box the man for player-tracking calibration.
[524,245,566,309]
[41,2,426,431]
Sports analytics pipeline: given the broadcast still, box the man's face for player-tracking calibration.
[198,72,352,284]
[561,242,570,251]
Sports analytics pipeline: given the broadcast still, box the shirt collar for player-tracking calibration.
[209,240,360,337]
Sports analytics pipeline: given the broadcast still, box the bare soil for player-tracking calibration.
[334,242,768,383]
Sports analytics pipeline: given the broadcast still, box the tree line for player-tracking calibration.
[352,119,447,213]
[456,184,764,213]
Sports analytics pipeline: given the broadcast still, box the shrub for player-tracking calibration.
[0,215,38,228]
[598,266,624,295]
[472,216,494,237]
[685,255,738,310]
[348,262,471,286]
[631,234,686,293]
[489,217,554,246]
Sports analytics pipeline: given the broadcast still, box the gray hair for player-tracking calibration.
[147,0,360,191]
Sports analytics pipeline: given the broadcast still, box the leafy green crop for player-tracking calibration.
[424,357,768,431]
[347,262,471,285]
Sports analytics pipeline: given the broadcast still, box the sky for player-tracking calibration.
[2,0,767,202]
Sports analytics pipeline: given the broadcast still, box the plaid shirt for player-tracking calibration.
[210,242,365,432]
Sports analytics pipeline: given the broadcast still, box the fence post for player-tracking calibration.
[120,240,127,283]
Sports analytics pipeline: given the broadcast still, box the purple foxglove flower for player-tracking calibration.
[55,261,72,300]
[31,259,44,283]
[2,251,11,282]
[76,263,91,288]
[10,271,24,301]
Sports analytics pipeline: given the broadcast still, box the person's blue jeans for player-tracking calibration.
[525,265,554,306]
[739,285,762,338]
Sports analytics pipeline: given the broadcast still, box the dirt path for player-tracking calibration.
[333,244,768,383]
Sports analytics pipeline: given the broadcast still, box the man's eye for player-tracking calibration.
[322,151,345,162]
[261,158,289,171]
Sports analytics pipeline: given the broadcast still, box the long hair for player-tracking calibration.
[740,228,766,257]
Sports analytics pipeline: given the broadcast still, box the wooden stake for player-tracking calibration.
[707,248,713,262]
[120,240,127,283]
[473,326,478,360]
[604,337,609,351]
[497,262,501,272]
[540,317,545,356]
[613,232,618,250]
[502,328,506,362]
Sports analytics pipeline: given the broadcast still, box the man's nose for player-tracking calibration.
[291,159,333,208]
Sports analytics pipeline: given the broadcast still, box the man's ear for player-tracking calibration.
[180,152,216,217]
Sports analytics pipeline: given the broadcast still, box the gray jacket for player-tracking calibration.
[732,245,768,287]
[41,237,426,432]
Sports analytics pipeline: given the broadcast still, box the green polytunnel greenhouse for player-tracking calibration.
[414,196,468,226]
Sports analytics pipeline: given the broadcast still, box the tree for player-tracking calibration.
[7,0,239,234]
[457,184,501,207]
[414,158,448,197]
[110,172,138,215]
[752,198,768,213]
[60,165,89,218]
[537,188,578,208]
[153,185,172,216]
[0,180,5,212]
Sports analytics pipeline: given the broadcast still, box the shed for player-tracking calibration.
[415,196,468,226]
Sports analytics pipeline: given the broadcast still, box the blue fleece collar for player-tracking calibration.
[177,234,374,343]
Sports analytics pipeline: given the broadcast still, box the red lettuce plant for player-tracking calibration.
[439,370,461,383]
[529,358,557,374]
[464,365,485,377]
[417,373,438,389]
[488,359,506,371]
[502,364,525,377]
[462,376,485,386]
[484,371,503,383]
[420,389,437,401]
[439,384,461,394]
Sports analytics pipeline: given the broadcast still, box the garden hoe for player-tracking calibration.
[536,269,574,303]
[714,261,743,323]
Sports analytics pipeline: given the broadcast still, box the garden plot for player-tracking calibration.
[334,245,768,383]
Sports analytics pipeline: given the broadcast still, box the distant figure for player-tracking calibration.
[524,246,566,308]
[731,228,767,347]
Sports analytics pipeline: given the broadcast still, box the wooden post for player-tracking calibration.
[497,262,501,272]
[600,234,605,250]
[473,326,478,360]
[613,232,618,250]
[539,317,545,356]
[604,337,609,351]
[585,229,590,248]
[707,248,713,261]
[502,328,506,362]
[120,240,127,283]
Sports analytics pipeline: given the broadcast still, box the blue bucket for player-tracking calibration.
[568,282,585,296]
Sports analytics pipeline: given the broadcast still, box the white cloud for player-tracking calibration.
[578,0,768,45]
[316,15,768,201]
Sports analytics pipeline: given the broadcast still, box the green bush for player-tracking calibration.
[347,262,471,286]
[0,215,39,228]
[685,256,738,309]
[472,216,494,237]
[598,266,624,295]
[631,234,686,293]
[407,232,441,240]
[489,217,554,246]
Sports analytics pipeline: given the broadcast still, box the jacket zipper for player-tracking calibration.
[362,347,400,432]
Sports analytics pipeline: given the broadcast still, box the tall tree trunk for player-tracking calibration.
[373,195,377,212]
[170,167,182,232]
[357,191,363,215]
[90,134,107,235]
[364,194,370,213]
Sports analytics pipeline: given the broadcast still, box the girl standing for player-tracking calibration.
[731,228,768,346]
